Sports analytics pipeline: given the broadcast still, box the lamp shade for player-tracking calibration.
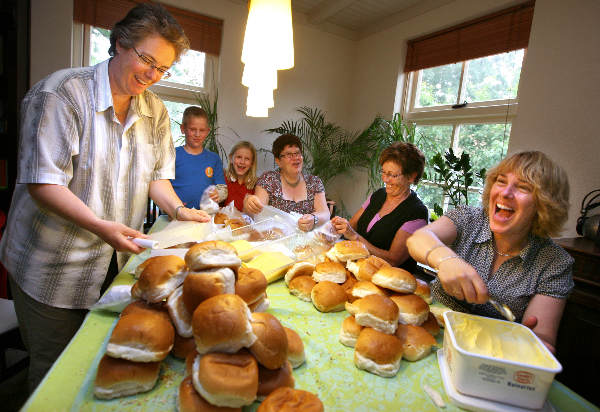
[241,0,294,117]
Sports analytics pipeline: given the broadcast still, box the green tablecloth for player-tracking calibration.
[21,219,598,412]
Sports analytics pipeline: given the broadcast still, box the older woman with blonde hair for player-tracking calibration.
[407,151,573,353]
[222,141,258,212]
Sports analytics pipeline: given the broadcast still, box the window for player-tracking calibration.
[403,50,524,211]
[75,24,216,146]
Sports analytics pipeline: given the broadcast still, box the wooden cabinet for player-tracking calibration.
[554,237,600,406]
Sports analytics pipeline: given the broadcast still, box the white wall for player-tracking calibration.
[29,0,355,175]
[509,0,600,237]
[29,0,600,236]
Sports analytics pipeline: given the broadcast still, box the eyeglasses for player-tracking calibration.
[132,47,172,79]
[279,151,303,160]
[381,171,403,180]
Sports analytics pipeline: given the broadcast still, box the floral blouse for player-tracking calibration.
[256,170,325,215]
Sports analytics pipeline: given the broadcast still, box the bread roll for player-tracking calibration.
[284,261,315,285]
[351,281,388,299]
[339,315,363,348]
[257,361,295,400]
[257,387,324,412]
[389,294,429,326]
[235,267,268,305]
[248,294,270,312]
[134,256,167,279]
[172,333,197,360]
[192,351,258,408]
[166,285,193,337]
[345,258,366,278]
[131,255,187,303]
[421,312,441,336]
[371,266,417,293]
[107,311,174,362]
[354,327,403,378]
[430,306,451,327]
[185,241,241,271]
[288,276,316,302]
[178,376,242,412]
[312,261,346,284]
[283,327,305,368]
[93,354,160,399]
[415,278,432,304]
[225,218,248,230]
[249,313,288,370]
[341,272,358,303]
[328,240,369,262]
[354,255,389,282]
[345,294,399,334]
[214,212,228,225]
[120,300,169,320]
[310,281,347,312]
[192,294,256,354]
[395,324,437,361]
[182,268,236,314]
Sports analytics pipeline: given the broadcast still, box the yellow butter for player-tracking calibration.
[229,239,260,261]
[452,316,557,368]
[246,252,295,283]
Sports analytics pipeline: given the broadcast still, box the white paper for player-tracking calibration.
[132,238,159,249]
[146,219,212,249]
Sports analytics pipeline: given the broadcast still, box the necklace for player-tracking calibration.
[282,174,302,188]
[492,238,522,257]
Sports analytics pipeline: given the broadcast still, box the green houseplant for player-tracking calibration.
[427,148,486,217]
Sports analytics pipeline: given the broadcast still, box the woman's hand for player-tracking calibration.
[298,214,315,232]
[92,220,147,254]
[244,194,264,214]
[436,256,489,304]
[331,216,358,240]
[177,207,211,223]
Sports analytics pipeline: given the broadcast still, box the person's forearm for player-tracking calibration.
[407,229,448,266]
[149,179,184,219]
[354,235,407,266]
[28,183,103,234]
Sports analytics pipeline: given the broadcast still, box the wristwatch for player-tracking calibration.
[310,213,318,227]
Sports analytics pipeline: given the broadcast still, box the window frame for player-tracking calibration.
[72,22,217,105]
[400,51,525,210]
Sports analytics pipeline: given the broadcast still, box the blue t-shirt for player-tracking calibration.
[171,146,225,209]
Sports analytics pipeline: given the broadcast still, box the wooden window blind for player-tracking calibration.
[73,0,223,56]
[404,1,534,73]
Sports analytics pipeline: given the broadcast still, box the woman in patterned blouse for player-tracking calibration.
[244,134,330,232]
[407,151,573,353]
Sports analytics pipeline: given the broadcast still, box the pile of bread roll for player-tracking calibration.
[284,240,441,378]
[93,240,322,409]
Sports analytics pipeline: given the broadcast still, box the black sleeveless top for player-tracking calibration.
[356,188,428,272]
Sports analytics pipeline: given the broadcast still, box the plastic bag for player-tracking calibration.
[90,285,133,313]
[311,219,341,246]
[199,185,220,215]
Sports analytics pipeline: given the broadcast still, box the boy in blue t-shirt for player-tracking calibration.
[170,106,227,209]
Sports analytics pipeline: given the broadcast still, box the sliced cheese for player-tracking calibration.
[246,252,295,283]
[229,239,260,261]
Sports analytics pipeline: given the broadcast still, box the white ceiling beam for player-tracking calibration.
[307,0,359,24]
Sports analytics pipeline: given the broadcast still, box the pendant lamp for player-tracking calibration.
[241,0,294,117]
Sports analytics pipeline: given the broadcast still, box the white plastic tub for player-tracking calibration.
[442,311,562,410]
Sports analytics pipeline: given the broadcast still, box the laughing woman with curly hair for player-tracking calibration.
[407,151,573,353]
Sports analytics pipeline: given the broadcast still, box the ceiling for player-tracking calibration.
[230,0,457,40]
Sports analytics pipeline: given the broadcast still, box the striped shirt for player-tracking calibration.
[0,60,175,309]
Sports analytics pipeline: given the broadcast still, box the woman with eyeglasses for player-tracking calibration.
[0,3,209,393]
[244,134,330,232]
[331,142,428,271]
[406,151,573,353]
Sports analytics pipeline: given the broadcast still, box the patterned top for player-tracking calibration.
[256,170,324,215]
[431,206,574,322]
[0,60,175,309]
